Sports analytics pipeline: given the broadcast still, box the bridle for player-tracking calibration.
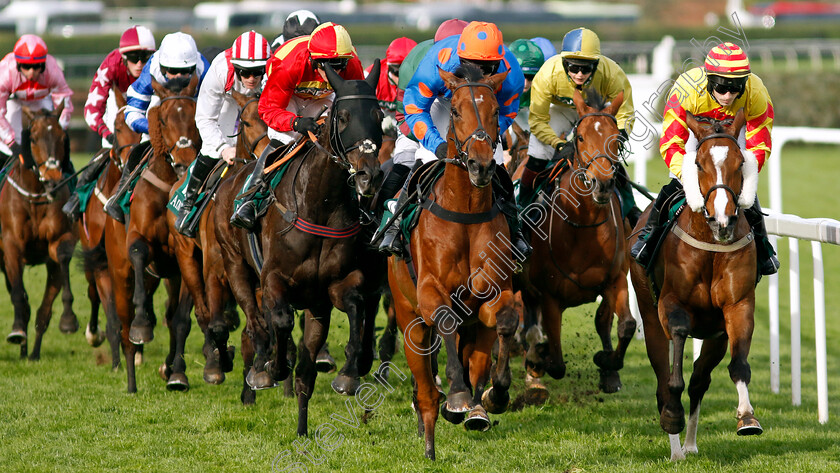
[695,132,742,220]
[156,95,200,163]
[444,81,498,166]
[229,96,267,161]
[568,112,621,189]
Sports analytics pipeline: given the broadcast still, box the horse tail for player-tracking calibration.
[78,234,109,274]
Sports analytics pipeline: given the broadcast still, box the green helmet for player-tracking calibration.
[509,39,545,76]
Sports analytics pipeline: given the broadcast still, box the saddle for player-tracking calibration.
[166,159,229,224]
[643,189,687,302]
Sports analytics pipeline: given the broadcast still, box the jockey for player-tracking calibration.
[367,37,417,135]
[63,26,157,220]
[530,37,557,60]
[0,34,73,168]
[520,27,639,225]
[377,21,529,257]
[173,30,271,237]
[104,31,210,222]
[508,38,545,130]
[271,10,320,51]
[230,22,365,230]
[630,42,779,276]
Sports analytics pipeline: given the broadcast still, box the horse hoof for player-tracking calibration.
[128,325,154,345]
[463,406,491,432]
[737,414,763,436]
[523,375,550,406]
[158,363,172,381]
[203,366,225,385]
[331,374,361,396]
[660,409,685,435]
[85,324,106,347]
[440,403,466,425]
[135,352,144,367]
[6,330,26,345]
[246,367,278,391]
[316,352,337,374]
[598,369,622,394]
[166,373,190,392]
[59,315,79,334]
[444,391,473,414]
[481,386,510,415]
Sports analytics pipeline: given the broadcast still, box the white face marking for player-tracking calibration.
[474,96,484,105]
[47,125,53,131]
[177,106,183,113]
[710,145,730,225]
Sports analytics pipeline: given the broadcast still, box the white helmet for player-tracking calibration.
[158,32,198,69]
[230,30,270,68]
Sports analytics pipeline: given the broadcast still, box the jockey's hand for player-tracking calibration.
[554,140,567,154]
[105,133,115,146]
[293,117,320,136]
[9,142,21,158]
[221,146,237,165]
[435,142,448,160]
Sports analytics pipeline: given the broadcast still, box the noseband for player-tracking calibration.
[568,112,620,188]
[445,81,497,166]
[696,132,741,220]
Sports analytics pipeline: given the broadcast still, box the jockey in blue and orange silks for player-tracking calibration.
[376,21,530,258]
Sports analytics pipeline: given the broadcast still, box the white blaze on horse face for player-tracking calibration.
[710,145,730,226]
[593,121,603,136]
[735,380,755,418]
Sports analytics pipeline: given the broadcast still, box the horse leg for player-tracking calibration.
[376,291,399,382]
[358,292,381,377]
[328,271,365,395]
[262,270,294,385]
[521,292,549,405]
[56,238,78,334]
[224,254,271,390]
[540,295,567,380]
[403,316,440,460]
[96,272,122,370]
[659,300,690,458]
[296,308,332,436]
[206,275,235,381]
[684,334,729,455]
[240,329,256,405]
[4,247,31,358]
[482,302,518,415]
[29,259,63,360]
[726,301,762,436]
[127,238,155,344]
[84,269,105,347]
[165,281,192,391]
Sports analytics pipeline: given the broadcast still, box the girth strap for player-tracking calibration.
[419,198,501,225]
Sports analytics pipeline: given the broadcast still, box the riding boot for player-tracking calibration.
[744,199,780,276]
[175,154,217,237]
[62,151,107,221]
[375,160,422,256]
[630,178,682,269]
[104,141,150,223]
[615,163,641,228]
[375,162,411,213]
[517,157,547,209]
[230,140,279,230]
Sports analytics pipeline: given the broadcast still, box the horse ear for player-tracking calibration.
[230,90,249,108]
[438,67,461,91]
[54,100,65,119]
[366,59,381,90]
[487,70,509,93]
[115,91,127,109]
[183,74,199,97]
[606,91,624,116]
[728,108,747,138]
[685,111,707,139]
[151,78,167,98]
[323,63,345,94]
[572,88,587,116]
[21,106,34,126]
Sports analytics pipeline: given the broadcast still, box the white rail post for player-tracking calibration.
[789,238,801,405]
[812,241,828,424]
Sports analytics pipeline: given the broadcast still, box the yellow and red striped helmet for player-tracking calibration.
[704,42,750,78]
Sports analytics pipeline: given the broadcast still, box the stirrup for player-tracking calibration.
[230,201,257,230]
[104,196,125,223]
[62,195,81,220]
[759,255,780,276]
[377,225,405,257]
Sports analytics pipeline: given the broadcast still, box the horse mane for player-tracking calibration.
[147,104,166,159]
[454,63,484,82]
[583,88,608,111]
[164,76,192,94]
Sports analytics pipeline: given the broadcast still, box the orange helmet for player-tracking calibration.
[308,22,354,59]
[14,34,48,65]
[456,22,504,62]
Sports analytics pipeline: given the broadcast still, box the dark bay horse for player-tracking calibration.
[1,104,78,359]
[629,109,762,461]
[168,90,267,386]
[214,63,383,428]
[105,76,199,392]
[80,92,140,369]
[518,89,636,397]
[387,66,519,460]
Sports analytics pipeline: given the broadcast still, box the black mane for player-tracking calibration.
[583,88,608,111]
[454,63,484,82]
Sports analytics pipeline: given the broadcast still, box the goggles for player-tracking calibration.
[565,62,595,75]
[163,66,196,77]
[315,58,349,71]
[123,51,153,64]
[711,82,744,95]
[18,63,45,72]
[235,67,265,79]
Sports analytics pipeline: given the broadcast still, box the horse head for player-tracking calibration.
[681,109,758,243]
[440,64,506,188]
[323,60,385,198]
[21,104,67,191]
[570,89,624,205]
[149,75,201,178]
[230,90,269,162]
[113,92,141,167]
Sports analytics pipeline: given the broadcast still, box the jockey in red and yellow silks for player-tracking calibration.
[632,42,779,276]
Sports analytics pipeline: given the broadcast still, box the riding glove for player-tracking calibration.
[9,142,21,157]
[434,142,448,160]
[292,117,320,136]
[554,140,567,154]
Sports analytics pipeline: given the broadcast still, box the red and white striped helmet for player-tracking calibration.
[230,30,270,68]
[119,26,156,54]
[13,34,48,64]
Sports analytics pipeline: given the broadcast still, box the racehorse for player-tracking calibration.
[387,65,519,460]
[104,76,199,392]
[518,89,636,397]
[504,120,529,177]
[168,90,266,386]
[214,63,383,429]
[1,104,78,360]
[79,92,140,369]
[629,109,763,461]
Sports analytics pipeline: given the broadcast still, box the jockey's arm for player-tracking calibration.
[124,62,153,134]
[496,51,524,136]
[0,81,15,146]
[528,60,564,149]
[660,76,697,180]
[195,58,232,160]
[402,61,446,152]
[84,55,115,138]
[743,76,774,170]
[45,57,73,129]
[257,63,298,133]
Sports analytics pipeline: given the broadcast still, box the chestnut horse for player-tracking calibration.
[105,76,199,392]
[518,89,636,397]
[168,90,267,386]
[215,63,383,428]
[79,92,140,369]
[387,65,519,460]
[629,110,762,461]
[1,105,78,359]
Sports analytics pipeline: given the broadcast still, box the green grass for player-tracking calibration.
[0,144,838,472]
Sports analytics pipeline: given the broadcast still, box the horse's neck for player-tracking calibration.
[293,146,354,219]
[11,163,43,190]
[437,163,493,213]
[148,151,175,181]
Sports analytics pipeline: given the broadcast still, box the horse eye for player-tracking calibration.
[577,135,584,142]
[696,162,703,172]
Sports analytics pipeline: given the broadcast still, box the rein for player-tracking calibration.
[696,132,742,221]
[229,96,266,161]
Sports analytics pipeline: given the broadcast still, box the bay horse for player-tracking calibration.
[214,63,383,428]
[518,89,636,397]
[1,104,78,359]
[79,92,140,369]
[387,65,519,460]
[168,90,267,386]
[629,109,762,461]
[104,76,199,392]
